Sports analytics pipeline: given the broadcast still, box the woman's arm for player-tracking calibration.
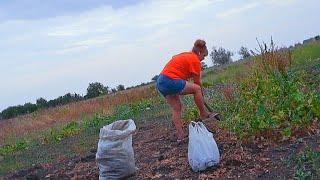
[193,74,202,87]
[193,74,205,96]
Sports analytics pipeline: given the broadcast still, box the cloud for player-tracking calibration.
[50,35,113,54]
[215,0,297,20]
[216,2,261,19]
[1,0,223,87]
[45,0,218,37]
[265,0,297,6]
[0,0,221,56]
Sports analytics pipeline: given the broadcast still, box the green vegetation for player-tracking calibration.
[0,93,84,120]
[45,121,81,143]
[202,60,249,84]
[206,42,320,139]
[219,68,319,139]
[210,46,233,66]
[0,140,28,156]
[182,95,200,122]
[292,42,320,65]
[292,147,320,179]
[0,96,170,174]
[85,82,110,99]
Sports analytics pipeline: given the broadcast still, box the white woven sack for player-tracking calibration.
[96,119,136,180]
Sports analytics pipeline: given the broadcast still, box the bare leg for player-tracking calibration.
[165,94,186,140]
[180,82,210,119]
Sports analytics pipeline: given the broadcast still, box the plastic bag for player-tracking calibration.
[188,121,220,172]
[96,119,137,180]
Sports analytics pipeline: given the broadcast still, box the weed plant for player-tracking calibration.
[217,40,320,140]
[293,147,320,179]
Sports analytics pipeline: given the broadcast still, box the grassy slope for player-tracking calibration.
[292,42,320,65]
[0,42,320,175]
[0,85,156,144]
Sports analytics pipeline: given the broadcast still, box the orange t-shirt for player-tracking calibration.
[161,52,201,80]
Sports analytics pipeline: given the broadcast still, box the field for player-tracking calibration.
[1,42,320,179]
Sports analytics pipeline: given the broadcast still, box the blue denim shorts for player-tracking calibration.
[156,74,186,97]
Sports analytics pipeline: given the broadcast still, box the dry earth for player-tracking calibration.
[3,117,320,179]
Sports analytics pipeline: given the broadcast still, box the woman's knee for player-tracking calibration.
[183,83,201,94]
[193,84,201,93]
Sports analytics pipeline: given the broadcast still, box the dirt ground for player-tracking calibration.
[3,118,320,179]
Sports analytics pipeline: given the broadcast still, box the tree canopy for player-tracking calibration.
[210,47,233,66]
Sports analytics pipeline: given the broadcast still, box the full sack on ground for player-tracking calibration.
[188,121,220,172]
[96,119,136,180]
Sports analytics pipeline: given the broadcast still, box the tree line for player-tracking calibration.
[0,82,126,120]
[210,46,252,66]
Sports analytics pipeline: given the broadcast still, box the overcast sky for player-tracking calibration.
[0,0,319,111]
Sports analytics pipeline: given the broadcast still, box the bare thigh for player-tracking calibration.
[180,81,201,95]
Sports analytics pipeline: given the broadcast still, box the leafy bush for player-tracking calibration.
[83,113,113,129]
[113,99,152,120]
[0,140,28,155]
[183,107,199,122]
[202,82,213,88]
[219,41,320,139]
[182,95,200,122]
[62,121,81,136]
[47,121,81,142]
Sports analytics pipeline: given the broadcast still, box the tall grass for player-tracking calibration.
[0,85,157,145]
[292,42,320,65]
[213,41,320,140]
[202,61,249,85]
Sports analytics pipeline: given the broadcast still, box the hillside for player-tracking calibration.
[1,41,320,179]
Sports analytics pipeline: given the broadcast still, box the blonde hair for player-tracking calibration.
[192,39,208,56]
